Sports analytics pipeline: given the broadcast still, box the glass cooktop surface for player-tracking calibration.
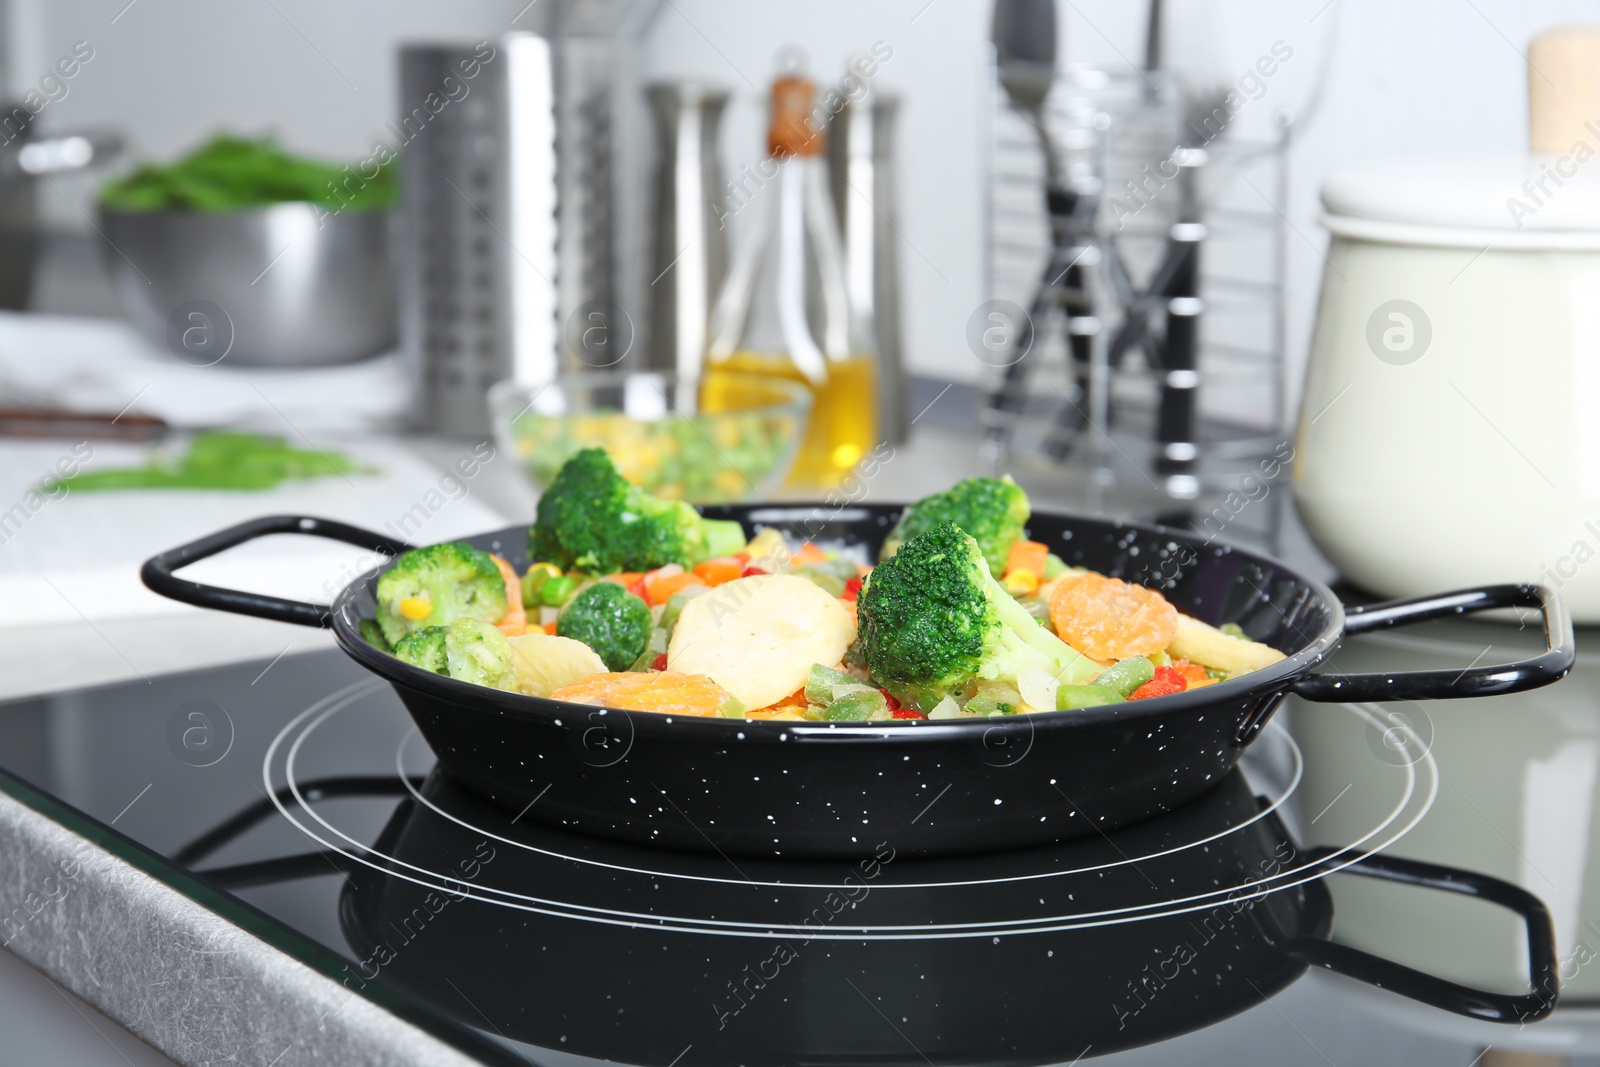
[0,636,1483,1065]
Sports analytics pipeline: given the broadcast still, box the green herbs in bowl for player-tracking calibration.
[98,134,395,214]
[489,372,811,504]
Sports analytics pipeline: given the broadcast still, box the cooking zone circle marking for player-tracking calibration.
[264,682,1436,938]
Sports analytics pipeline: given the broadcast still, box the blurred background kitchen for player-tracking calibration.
[14,3,1600,1066]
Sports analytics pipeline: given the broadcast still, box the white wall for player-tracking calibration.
[14,0,1600,407]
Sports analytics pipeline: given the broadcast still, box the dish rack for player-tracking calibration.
[981,65,1291,540]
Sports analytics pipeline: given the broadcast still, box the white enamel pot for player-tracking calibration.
[1293,152,1600,623]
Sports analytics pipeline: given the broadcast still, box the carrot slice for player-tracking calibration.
[791,541,829,566]
[645,570,706,606]
[1049,572,1178,661]
[1005,539,1050,579]
[490,555,527,636]
[550,671,731,716]
[693,558,744,586]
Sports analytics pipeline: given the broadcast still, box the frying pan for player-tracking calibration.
[142,503,1575,858]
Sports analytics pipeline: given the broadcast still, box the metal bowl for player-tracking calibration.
[98,203,397,367]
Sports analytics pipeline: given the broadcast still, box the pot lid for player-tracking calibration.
[1321,153,1600,233]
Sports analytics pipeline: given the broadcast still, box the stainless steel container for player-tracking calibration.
[827,87,906,443]
[645,83,729,377]
[98,203,396,367]
[0,119,120,310]
[400,8,659,435]
[397,35,558,433]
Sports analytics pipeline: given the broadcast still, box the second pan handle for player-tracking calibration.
[141,515,412,629]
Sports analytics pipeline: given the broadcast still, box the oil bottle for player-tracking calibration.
[701,52,878,490]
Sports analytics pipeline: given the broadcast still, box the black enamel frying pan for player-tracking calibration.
[142,504,1575,858]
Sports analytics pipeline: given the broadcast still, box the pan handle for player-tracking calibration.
[1287,845,1558,1023]
[1291,583,1574,702]
[141,515,412,629]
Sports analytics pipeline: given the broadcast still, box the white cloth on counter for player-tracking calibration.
[0,437,511,626]
[0,310,411,431]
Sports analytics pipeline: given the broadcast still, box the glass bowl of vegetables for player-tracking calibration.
[97,134,397,367]
[489,371,812,504]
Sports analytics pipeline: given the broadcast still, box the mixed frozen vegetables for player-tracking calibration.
[360,448,1286,721]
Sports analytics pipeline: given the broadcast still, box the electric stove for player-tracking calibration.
[0,646,1555,1066]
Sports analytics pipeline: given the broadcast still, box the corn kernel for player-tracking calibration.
[398,596,432,621]
[1003,570,1039,596]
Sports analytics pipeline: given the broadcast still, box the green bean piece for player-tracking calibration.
[1056,684,1126,710]
[1093,656,1155,698]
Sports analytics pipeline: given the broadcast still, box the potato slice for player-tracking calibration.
[1167,614,1286,675]
[667,574,856,710]
[505,632,608,698]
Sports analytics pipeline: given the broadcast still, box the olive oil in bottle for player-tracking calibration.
[702,53,878,490]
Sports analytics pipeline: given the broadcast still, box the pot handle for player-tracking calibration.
[141,515,412,629]
[1287,845,1558,1023]
[1291,583,1574,702]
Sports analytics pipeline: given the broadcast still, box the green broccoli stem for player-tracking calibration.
[699,518,748,562]
[984,571,1099,684]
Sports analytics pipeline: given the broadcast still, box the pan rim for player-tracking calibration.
[329,506,1345,742]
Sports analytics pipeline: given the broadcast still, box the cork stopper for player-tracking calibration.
[768,74,824,158]
[1529,26,1600,154]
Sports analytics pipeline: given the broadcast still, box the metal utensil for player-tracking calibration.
[988,0,1098,452]
[99,203,396,367]
[645,83,729,379]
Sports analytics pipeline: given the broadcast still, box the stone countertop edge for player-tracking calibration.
[0,785,488,1067]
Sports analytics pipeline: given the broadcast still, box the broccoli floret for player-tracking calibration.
[393,618,516,691]
[528,449,745,573]
[857,520,1098,710]
[358,618,391,652]
[881,475,1030,576]
[375,542,509,646]
[556,582,653,671]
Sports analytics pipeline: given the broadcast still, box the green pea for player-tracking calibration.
[521,563,560,608]
[1093,657,1154,698]
[1056,684,1126,711]
[540,574,579,607]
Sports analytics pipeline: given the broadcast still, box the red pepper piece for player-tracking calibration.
[841,576,864,602]
[628,579,648,599]
[880,689,902,711]
[652,653,668,671]
[741,565,768,578]
[1152,665,1188,692]
[890,708,927,720]
[1129,678,1184,701]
